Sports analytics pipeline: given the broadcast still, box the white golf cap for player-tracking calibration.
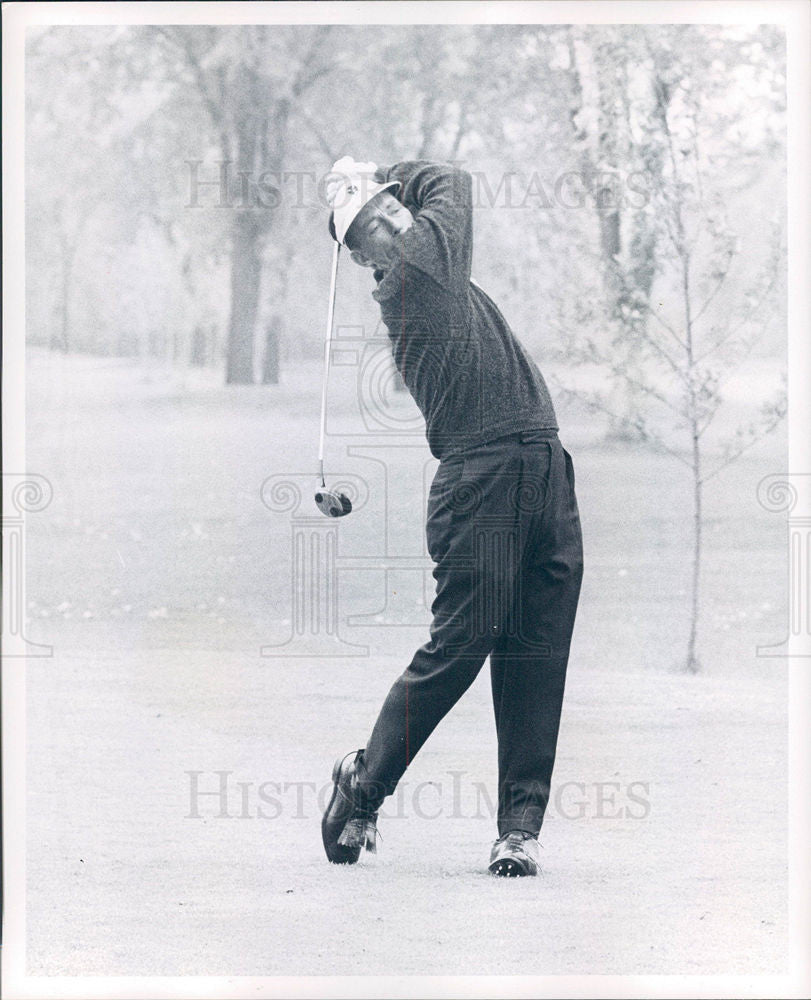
[326,156,400,246]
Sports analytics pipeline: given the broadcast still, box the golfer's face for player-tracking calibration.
[351,192,414,268]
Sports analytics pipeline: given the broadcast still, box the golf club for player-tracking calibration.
[315,241,352,518]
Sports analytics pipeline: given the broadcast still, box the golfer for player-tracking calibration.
[321,157,583,876]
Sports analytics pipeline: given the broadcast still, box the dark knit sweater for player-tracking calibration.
[370,160,558,460]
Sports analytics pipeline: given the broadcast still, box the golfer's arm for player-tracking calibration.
[378,160,473,290]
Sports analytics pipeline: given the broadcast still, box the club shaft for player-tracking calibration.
[317,242,341,486]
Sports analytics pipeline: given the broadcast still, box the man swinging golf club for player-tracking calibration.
[320,156,583,876]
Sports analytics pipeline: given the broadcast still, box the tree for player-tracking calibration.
[26,28,125,352]
[147,25,335,383]
[558,26,671,439]
[557,25,787,672]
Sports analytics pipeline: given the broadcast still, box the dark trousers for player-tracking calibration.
[358,429,583,837]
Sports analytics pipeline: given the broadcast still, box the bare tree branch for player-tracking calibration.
[694,267,778,364]
[290,25,333,98]
[609,366,687,420]
[691,249,735,325]
[448,100,469,160]
[154,26,225,131]
[634,320,689,384]
[293,106,336,162]
[549,375,693,468]
[643,301,688,351]
[700,414,785,484]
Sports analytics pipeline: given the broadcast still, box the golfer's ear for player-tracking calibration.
[350,250,375,269]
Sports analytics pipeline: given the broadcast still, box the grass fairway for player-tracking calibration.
[24,348,788,976]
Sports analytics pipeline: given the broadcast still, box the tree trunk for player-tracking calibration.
[52,239,74,353]
[686,424,702,674]
[262,315,281,385]
[224,75,288,386]
[566,32,640,440]
[225,210,263,384]
[190,325,207,366]
[654,54,704,672]
[680,230,701,672]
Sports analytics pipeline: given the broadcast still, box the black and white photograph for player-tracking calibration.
[2,2,810,997]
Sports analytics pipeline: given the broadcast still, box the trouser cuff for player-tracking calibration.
[354,753,389,812]
[497,819,541,838]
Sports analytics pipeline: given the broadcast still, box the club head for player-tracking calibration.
[314,489,352,518]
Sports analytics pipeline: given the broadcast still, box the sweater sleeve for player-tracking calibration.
[377,160,473,292]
